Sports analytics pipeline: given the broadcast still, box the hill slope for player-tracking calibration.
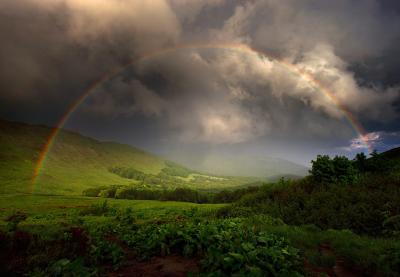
[190,153,308,178]
[0,120,168,194]
[380,146,400,160]
[0,120,260,195]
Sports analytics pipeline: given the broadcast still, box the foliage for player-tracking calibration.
[354,152,367,172]
[89,230,124,269]
[114,187,212,203]
[161,161,195,177]
[44,258,93,277]
[79,200,115,216]
[223,175,400,235]
[354,149,400,174]
[81,187,108,197]
[108,166,146,180]
[84,184,263,204]
[213,186,262,203]
[123,216,303,276]
[85,186,213,203]
[1,194,400,276]
[310,155,358,185]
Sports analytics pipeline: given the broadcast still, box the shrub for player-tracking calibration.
[79,200,115,216]
[82,187,102,197]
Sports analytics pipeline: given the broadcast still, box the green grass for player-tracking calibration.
[0,194,225,243]
[0,120,160,195]
[0,194,224,222]
[0,119,258,195]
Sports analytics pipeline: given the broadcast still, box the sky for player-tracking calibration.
[1,0,400,167]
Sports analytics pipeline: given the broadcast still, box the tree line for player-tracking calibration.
[83,185,262,204]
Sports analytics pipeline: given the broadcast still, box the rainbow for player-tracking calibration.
[31,43,371,190]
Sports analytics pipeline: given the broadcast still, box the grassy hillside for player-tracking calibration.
[0,120,259,195]
[0,120,166,195]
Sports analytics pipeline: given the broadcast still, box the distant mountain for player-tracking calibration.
[191,153,309,178]
[0,119,258,195]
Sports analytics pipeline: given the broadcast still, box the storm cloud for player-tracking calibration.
[0,0,179,106]
[1,0,400,162]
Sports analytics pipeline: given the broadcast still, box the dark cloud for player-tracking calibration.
[0,0,399,164]
[0,0,180,123]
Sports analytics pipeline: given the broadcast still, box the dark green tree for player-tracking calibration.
[310,155,357,184]
[354,152,367,172]
[332,156,358,184]
[309,155,335,184]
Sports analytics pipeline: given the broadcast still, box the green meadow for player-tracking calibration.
[1,120,400,276]
[0,194,224,225]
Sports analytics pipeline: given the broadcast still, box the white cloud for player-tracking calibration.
[348,132,381,151]
[342,131,400,152]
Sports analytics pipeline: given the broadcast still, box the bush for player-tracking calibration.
[79,200,115,216]
[109,166,146,180]
[82,186,108,197]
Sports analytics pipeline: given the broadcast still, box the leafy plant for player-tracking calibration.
[79,200,115,216]
[47,258,93,277]
[123,216,303,276]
